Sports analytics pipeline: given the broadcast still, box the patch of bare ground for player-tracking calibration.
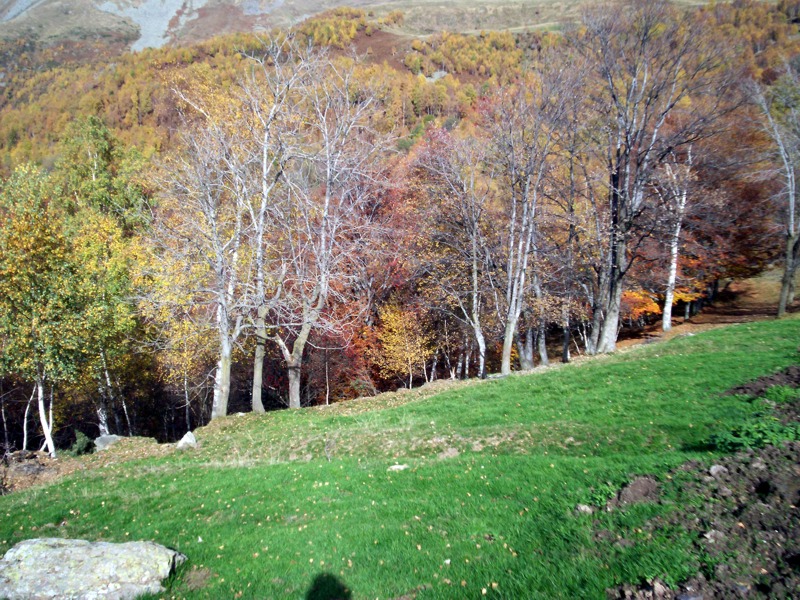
[1,436,172,494]
[349,28,412,73]
[606,368,800,599]
[607,442,800,599]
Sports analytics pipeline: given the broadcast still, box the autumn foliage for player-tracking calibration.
[1,0,799,454]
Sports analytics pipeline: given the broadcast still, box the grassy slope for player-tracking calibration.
[1,317,799,599]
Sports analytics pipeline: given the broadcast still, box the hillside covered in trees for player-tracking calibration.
[1,0,799,455]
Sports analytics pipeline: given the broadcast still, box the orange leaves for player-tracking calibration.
[621,291,661,323]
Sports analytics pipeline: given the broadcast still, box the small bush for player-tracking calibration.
[763,385,800,404]
[707,419,800,452]
[67,431,95,456]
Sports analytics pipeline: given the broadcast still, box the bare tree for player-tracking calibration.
[238,37,315,413]
[149,99,253,420]
[416,128,496,378]
[750,68,800,317]
[578,0,735,353]
[483,63,573,375]
[265,57,389,408]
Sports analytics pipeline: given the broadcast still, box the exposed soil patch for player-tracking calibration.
[608,442,800,599]
[608,476,660,509]
[607,376,800,599]
[0,436,173,494]
[724,365,800,398]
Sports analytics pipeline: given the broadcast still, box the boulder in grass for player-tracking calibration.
[0,538,186,600]
[175,431,197,451]
[93,435,123,451]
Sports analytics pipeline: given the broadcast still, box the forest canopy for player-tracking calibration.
[1,0,799,456]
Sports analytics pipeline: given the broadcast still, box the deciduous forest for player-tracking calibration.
[1,0,799,456]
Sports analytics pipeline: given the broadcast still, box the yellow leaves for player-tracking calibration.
[372,302,435,385]
[621,290,661,322]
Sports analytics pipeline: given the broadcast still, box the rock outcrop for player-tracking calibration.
[175,431,197,451]
[0,538,186,600]
[93,435,123,451]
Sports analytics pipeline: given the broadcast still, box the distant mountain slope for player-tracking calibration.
[0,0,606,52]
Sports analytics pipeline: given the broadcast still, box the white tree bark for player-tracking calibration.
[36,379,56,458]
[657,150,693,332]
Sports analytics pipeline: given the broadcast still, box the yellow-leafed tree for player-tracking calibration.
[375,303,434,389]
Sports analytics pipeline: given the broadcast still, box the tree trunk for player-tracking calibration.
[287,362,302,409]
[121,397,133,436]
[184,374,192,431]
[561,304,571,363]
[251,310,268,414]
[96,399,110,437]
[586,269,608,355]
[662,228,680,331]
[777,232,800,318]
[537,321,549,367]
[474,328,486,379]
[596,273,623,354]
[37,379,56,458]
[211,340,232,419]
[1,394,9,455]
[516,327,535,371]
[22,388,33,452]
[501,318,518,375]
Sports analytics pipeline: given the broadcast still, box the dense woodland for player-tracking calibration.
[1,0,799,456]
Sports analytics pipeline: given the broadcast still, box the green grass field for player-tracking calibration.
[1,317,798,599]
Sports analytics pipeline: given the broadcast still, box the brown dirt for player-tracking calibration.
[725,365,800,398]
[0,436,173,495]
[608,442,800,600]
[607,369,800,600]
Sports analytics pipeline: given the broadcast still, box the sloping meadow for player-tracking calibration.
[1,318,798,599]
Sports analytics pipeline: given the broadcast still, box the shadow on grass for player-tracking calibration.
[306,572,352,600]
[680,439,715,453]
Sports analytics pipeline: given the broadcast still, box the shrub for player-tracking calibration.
[707,419,800,452]
[67,431,95,456]
[763,385,800,404]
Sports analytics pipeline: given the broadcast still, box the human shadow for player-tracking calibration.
[305,572,352,600]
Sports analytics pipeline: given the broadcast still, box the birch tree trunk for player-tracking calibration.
[658,151,692,332]
[22,388,33,452]
[211,336,233,419]
[36,379,56,458]
[251,310,268,414]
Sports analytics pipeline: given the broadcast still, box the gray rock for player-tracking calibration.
[387,464,409,471]
[652,580,669,598]
[703,529,726,543]
[175,431,197,451]
[93,435,123,451]
[575,504,595,515]
[0,538,186,599]
[709,465,729,478]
